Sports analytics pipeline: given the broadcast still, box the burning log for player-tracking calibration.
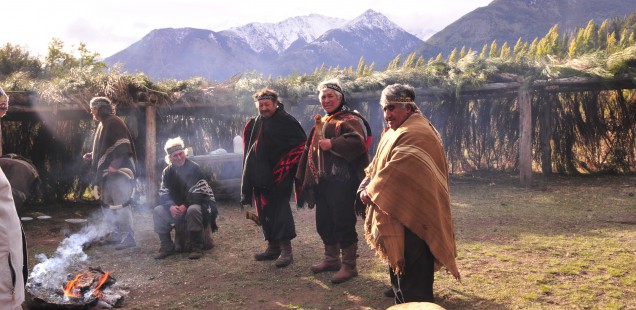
[26,266,126,309]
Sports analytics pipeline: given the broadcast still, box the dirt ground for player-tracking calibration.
[18,173,636,310]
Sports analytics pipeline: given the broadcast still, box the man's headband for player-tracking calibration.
[166,145,184,155]
[257,94,276,101]
[324,83,343,95]
[385,97,415,104]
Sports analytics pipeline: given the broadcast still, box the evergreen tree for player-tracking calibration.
[366,62,375,75]
[536,25,560,57]
[598,19,609,49]
[415,56,425,68]
[356,56,365,77]
[479,43,489,59]
[489,39,499,58]
[513,38,523,59]
[499,42,511,59]
[528,38,539,59]
[402,52,418,69]
[387,54,401,70]
[607,31,618,54]
[448,48,458,63]
[582,20,599,51]
[620,28,629,47]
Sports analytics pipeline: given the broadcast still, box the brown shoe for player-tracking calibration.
[331,242,358,284]
[310,244,341,274]
[274,240,293,268]
[255,240,281,261]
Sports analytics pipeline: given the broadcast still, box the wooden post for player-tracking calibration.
[518,88,532,188]
[145,105,157,208]
[540,94,554,176]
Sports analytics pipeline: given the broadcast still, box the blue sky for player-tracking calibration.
[2,0,492,58]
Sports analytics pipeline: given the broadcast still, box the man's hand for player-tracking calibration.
[359,190,371,204]
[318,139,332,151]
[83,153,92,162]
[170,204,187,219]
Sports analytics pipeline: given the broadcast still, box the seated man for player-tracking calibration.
[153,137,218,260]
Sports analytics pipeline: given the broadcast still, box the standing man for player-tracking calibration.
[83,96,137,250]
[153,137,218,260]
[0,86,27,310]
[296,79,371,283]
[241,88,306,268]
[359,84,460,304]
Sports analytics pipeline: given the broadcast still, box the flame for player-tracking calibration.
[63,273,85,297]
[63,271,110,298]
[92,272,110,296]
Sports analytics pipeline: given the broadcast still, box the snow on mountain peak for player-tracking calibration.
[227,14,347,54]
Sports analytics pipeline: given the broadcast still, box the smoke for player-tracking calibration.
[27,220,111,290]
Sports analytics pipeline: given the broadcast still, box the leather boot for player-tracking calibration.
[275,240,293,268]
[310,244,341,274]
[254,240,281,261]
[189,231,203,259]
[154,233,175,260]
[331,242,358,284]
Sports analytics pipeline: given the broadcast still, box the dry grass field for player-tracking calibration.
[21,173,636,309]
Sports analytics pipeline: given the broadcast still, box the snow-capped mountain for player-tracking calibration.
[104,10,421,81]
[269,10,422,77]
[223,14,347,56]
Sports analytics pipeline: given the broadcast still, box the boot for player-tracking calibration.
[254,240,281,261]
[189,231,203,260]
[310,244,341,274]
[275,240,293,268]
[331,242,358,284]
[154,233,175,259]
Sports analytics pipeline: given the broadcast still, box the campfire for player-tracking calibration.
[27,266,126,309]
[26,219,129,309]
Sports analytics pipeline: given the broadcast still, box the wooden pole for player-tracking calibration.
[540,94,554,176]
[518,88,532,188]
[145,105,157,208]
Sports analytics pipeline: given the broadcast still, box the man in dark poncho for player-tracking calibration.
[153,137,218,260]
[83,96,137,250]
[241,88,306,268]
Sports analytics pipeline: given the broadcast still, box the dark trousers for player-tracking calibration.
[315,178,358,247]
[254,176,296,241]
[390,227,435,303]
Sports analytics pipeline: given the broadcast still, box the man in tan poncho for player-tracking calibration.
[359,84,460,304]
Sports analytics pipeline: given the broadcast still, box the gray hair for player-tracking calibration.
[380,83,418,112]
[317,79,344,102]
[89,96,114,116]
[164,136,188,164]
